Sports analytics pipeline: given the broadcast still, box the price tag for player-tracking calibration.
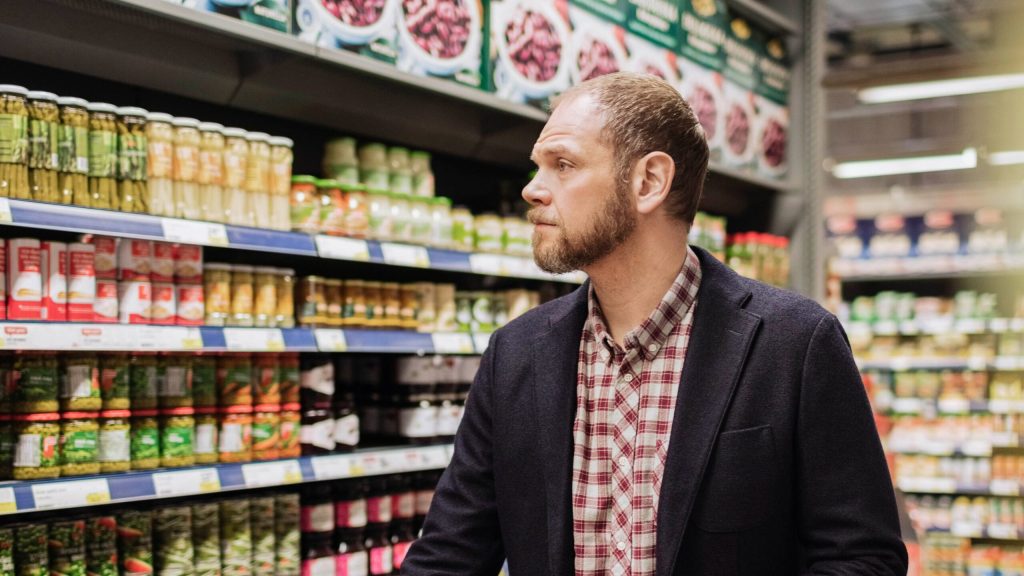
[315,235,370,261]
[469,254,506,275]
[993,357,1020,371]
[955,319,986,334]
[991,432,1019,447]
[381,243,430,268]
[0,487,16,514]
[967,357,989,372]
[32,479,110,510]
[874,321,898,336]
[951,522,984,538]
[891,398,923,414]
[990,480,1020,496]
[162,218,229,246]
[938,398,971,415]
[397,449,423,472]
[137,326,204,351]
[432,333,474,354]
[0,198,12,223]
[241,460,303,488]
[960,440,991,457]
[223,328,285,352]
[473,333,491,354]
[314,329,348,352]
[899,321,920,335]
[987,523,1019,540]
[153,468,221,497]
[418,446,449,469]
[891,358,911,371]
[922,442,954,456]
[310,454,355,480]
[357,453,385,476]
[990,318,1011,333]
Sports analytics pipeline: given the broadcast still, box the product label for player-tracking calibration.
[392,541,412,570]
[29,118,59,169]
[94,280,118,321]
[368,546,392,576]
[194,423,217,455]
[161,425,193,458]
[415,489,434,517]
[300,419,335,451]
[175,284,204,325]
[15,434,42,467]
[300,503,334,533]
[367,496,392,524]
[58,124,88,174]
[300,365,334,397]
[198,150,223,185]
[159,366,190,399]
[99,428,130,462]
[63,364,100,400]
[131,365,158,402]
[436,403,462,436]
[399,406,439,439]
[174,145,198,182]
[61,428,99,463]
[149,140,173,179]
[279,418,298,452]
[131,424,160,461]
[301,557,334,576]
[392,492,415,520]
[68,250,96,302]
[118,133,147,181]
[0,114,28,164]
[333,414,360,448]
[174,245,203,280]
[88,130,116,178]
[219,423,247,453]
[252,420,278,450]
[336,498,369,529]
[336,551,368,576]
[254,365,279,401]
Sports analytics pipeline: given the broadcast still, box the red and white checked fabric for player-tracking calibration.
[571,246,702,576]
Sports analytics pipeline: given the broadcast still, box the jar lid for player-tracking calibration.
[291,175,318,185]
[254,404,281,413]
[195,406,218,415]
[14,413,60,422]
[171,117,200,128]
[432,197,452,206]
[276,268,296,276]
[146,112,174,123]
[133,409,160,417]
[245,131,270,142]
[57,96,89,108]
[0,84,29,96]
[116,106,149,117]
[315,179,340,188]
[198,121,224,132]
[232,264,255,273]
[63,411,101,419]
[100,410,132,418]
[86,102,118,113]
[27,91,58,101]
[367,188,390,196]
[269,136,293,148]
[203,262,233,271]
[223,405,254,414]
[411,150,431,160]
[254,266,278,274]
[282,402,301,411]
[162,407,195,416]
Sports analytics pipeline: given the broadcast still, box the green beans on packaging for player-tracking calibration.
[249,497,275,576]
[219,500,251,576]
[14,523,47,576]
[191,503,220,576]
[154,507,193,576]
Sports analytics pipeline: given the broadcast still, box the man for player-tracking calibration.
[402,72,908,576]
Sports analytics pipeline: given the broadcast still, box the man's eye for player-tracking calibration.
[557,160,571,172]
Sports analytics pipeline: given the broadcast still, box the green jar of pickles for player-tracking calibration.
[12,413,60,479]
[59,411,100,476]
[191,354,217,408]
[160,407,195,468]
[98,410,131,473]
[130,409,160,470]
[61,353,101,411]
[99,353,130,410]
[130,353,159,410]
[13,352,59,413]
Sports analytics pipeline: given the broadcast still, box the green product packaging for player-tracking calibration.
[219,500,252,576]
[0,114,28,164]
[131,415,161,465]
[154,507,194,576]
[117,510,154,576]
[626,0,679,50]
[14,523,48,576]
[160,423,194,459]
[0,527,14,576]
[86,517,118,576]
[191,503,221,576]
[48,520,87,576]
[249,498,276,576]
[273,495,300,576]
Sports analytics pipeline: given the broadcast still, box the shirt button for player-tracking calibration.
[617,541,627,551]
[601,350,610,360]
[623,373,634,382]
[648,344,658,353]
[618,456,630,470]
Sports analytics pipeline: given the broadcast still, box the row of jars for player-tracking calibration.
[0,84,293,229]
[204,263,296,328]
[296,278,453,332]
[322,138,435,199]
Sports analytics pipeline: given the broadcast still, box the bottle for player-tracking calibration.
[333,356,360,452]
[335,478,369,576]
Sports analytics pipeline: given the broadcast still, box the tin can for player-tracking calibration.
[175,284,204,326]
[118,278,152,324]
[67,242,96,322]
[151,242,175,283]
[41,241,67,321]
[8,238,42,320]
[93,280,118,323]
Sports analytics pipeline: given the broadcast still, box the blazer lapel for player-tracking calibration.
[533,284,589,576]
[656,248,762,576]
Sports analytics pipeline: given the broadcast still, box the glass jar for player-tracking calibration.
[172,117,201,219]
[290,175,320,234]
[316,179,345,236]
[159,353,193,408]
[455,292,473,332]
[501,216,528,256]
[382,283,402,329]
[358,143,389,190]
[399,285,419,330]
[451,206,474,250]
[116,106,149,213]
[87,102,118,209]
[343,280,367,327]
[191,354,217,407]
[410,150,434,197]
[254,266,278,328]
[344,184,370,238]
[230,264,255,327]
[160,407,195,468]
[474,213,504,253]
[367,188,392,241]
[253,354,281,405]
[219,354,254,407]
[0,85,30,199]
[27,91,60,203]
[300,408,335,456]
[325,279,344,327]
[323,137,359,184]
[279,402,301,458]
[130,352,159,410]
[98,409,131,473]
[279,353,301,405]
[222,127,250,225]
[204,263,232,326]
[363,282,384,328]
[298,276,327,327]
[145,112,175,216]
[198,122,226,222]
[389,194,412,242]
[57,96,90,205]
[246,131,272,229]
[61,352,102,411]
[387,147,412,195]
[269,136,293,232]
[60,411,100,476]
[429,197,453,248]
[252,404,280,461]
[14,352,60,413]
[276,268,296,329]
[0,414,11,479]
[130,409,161,470]
[219,405,253,463]
[194,406,219,464]
[100,353,131,410]
[12,412,61,479]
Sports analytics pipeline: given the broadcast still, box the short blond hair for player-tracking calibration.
[552,72,709,223]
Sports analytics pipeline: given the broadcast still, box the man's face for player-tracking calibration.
[523,93,637,274]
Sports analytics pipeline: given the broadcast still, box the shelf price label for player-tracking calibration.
[223,328,286,352]
[311,454,356,481]
[381,243,430,268]
[419,446,450,469]
[0,199,12,223]
[987,523,1019,540]
[314,329,348,352]
[468,253,506,276]
[990,318,1011,333]
[873,321,898,336]
[153,468,221,497]
[241,460,303,488]
[357,453,385,476]
[0,487,16,514]
[431,333,474,354]
[955,319,986,334]
[937,398,971,415]
[990,480,1020,497]
[473,333,491,354]
[31,479,110,511]
[960,440,992,457]
[951,522,984,538]
[315,235,370,261]
[138,326,204,351]
[162,218,229,246]
[891,398,924,414]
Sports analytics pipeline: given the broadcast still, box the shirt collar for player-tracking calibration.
[587,246,703,360]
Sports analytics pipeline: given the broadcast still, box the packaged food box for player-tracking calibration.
[624,32,678,84]
[568,4,627,86]
[294,0,400,64]
[395,0,488,90]
[753,31,790,179]
[625,0,679,51]
[488,0,572,109]
[676,0,728,162]
[201,0,292,34]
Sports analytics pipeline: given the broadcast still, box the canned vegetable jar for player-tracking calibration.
[160,407,195,468]
[154,507,194,576]
[191,354,218,408]
[85,517,118,576]
[218,405,252,463]
[99,353,130,410]
[252,404,280,461]
[218,354,253,406]
[219,499,252,576]
[14,523,48,576]
[193,407,218,465]
[13,352,59,413]
[117,510,153,576]
[191,503,220,576]
[98,409,131,473]
[12,413,60,479]
[61,353,101,411]
[59,411,100,476]
[129,352,159,410]
[130,409,160,470]
[48,520,86,576]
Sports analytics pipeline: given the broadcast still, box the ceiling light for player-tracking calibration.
[987,150,1024,166]
[831,148,977,179]
[858,74,1024,103]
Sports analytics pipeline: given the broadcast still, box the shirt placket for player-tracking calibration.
[608,344,642,576]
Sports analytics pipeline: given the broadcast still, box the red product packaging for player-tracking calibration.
[41,241,68,321]
[93,236,118,279]
[67,243,96,322]
[93,280,118,323]
[8,238,43,321]
[175,284,205,326]
[118,239,152,280]
[174,244,204,283]
[150,282,176,325]
[151,242,175,283]
[118,278,152,324]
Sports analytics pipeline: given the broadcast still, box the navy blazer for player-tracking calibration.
[402,246,908,576]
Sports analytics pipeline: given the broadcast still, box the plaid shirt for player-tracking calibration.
[572,247,702,576]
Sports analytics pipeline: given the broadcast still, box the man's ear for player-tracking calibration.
[633,151,674,216]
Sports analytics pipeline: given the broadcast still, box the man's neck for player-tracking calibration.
[585,228,691,346]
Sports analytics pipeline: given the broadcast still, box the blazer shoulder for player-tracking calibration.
[492,284,587,343]
[739,275,834,331]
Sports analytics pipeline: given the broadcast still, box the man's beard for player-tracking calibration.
[529,181,637,274]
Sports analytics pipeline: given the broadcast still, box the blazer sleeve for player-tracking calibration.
[797,314,909,576]
[401,332,505,575]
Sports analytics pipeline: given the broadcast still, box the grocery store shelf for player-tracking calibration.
[835,255,1024,282]
[886,397,1024,416]
[859,357,993,371]
[925,525,1024,542]
[844,318,1021,338]
[898,478,1023,498]
[727,0,801,35]
[888,436,1024,457]
[0,444,452,516]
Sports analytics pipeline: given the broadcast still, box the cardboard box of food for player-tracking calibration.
[395,0,489,90]
[569,2,628,86]
[293,0,400,63]
[721,15,758,170]
[676,0,728,161]
[200,0,293,33]
[489,0,573,109]
[753,31,791,179]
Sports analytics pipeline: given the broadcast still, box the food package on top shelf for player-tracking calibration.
[867,214,912,261]
[753,31,790,179]
[622,0,679,83]
[676,0,727,162]
[720,15,757,170]
[294,0,400,63]
[624,33,678,84]
[967,207,1009,257]
[568,3,627,86]
[489,0,573,108]
[916,210,964,260]
[395,0,488,90]
[200,0,292,33]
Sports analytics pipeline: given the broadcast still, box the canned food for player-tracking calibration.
[59,411,100,476]
[67,242,96,322]
[61,352,101,411]
[219,405,253,463]
[252,404,280,461]
[130,409,160,470]
[160,407,195,468]
[254,266,277,328]
[229,265,254,327]
[8,238,42,320]
[13,413,60,479]
[194,407,218,465]
[41,241,67,321]
[98,409,131,473]
[274,268,295,329]
[203,263,231,326]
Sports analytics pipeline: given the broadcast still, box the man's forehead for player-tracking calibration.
[535,93,605,148]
